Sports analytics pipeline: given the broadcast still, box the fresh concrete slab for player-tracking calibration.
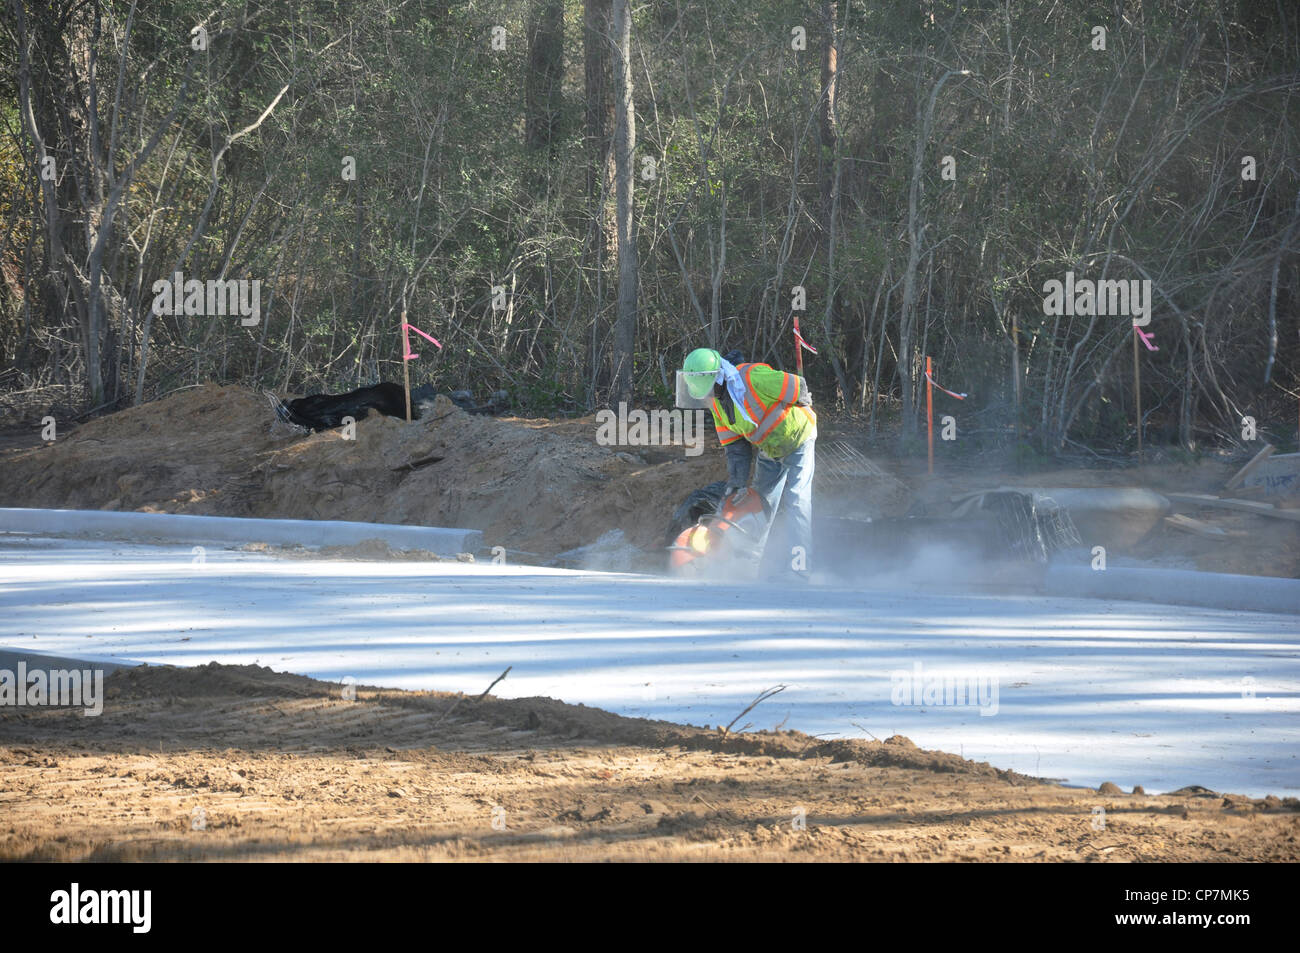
[3,535,1297,798]
[0,508,483,555]
[1044,564,1300,615]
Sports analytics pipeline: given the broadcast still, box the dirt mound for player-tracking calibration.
[3,661,1295,862]
[0,384,720,558]
[1,385,279,515]
[107,660,330,701]
[94,662,1021,777]
[0,384,910,562]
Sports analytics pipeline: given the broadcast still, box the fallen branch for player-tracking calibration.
[723,684,786,735]
[473,666,512,703]
[689,792,720,812]
[434,666,512,727]
[389,453,444,472]
[849,721,880,741]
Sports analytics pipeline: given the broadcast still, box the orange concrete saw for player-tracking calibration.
[667,487,771,576]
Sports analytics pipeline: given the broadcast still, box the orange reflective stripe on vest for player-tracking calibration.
[711,398,745,445]
[710,363,815,458]
[739,363,794,448]
[739,364,766,423]
[751,399,794,446]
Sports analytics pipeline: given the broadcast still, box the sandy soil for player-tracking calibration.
[1,663,1295,862]
[0,385,734,560]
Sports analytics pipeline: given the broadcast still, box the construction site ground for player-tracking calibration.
[2,663,1297,862]
[1,385,1298,862]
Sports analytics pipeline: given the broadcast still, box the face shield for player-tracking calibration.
[676,369,716,408]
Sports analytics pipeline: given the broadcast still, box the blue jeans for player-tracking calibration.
[753,437,815,577]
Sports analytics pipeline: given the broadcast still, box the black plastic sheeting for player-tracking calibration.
[270,383,503,432]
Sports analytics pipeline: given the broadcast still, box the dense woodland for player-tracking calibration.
[1,0,1297,455]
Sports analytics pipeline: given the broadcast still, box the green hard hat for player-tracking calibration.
[682,348,721,399]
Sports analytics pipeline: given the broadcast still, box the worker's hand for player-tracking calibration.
[724,484,751,506]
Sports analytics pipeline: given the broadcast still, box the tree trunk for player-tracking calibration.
[584,0,615,399]
[525,1,564,155]
[610,0,637,405]
[900,70,963,437]
[16,1,94,402]
[818,2,838,223]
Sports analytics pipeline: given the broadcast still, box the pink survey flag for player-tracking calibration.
[402,322,442,360]
[924,368,968,400]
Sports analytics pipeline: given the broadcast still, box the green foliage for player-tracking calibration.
[517,373,572,415]
[1013,440,1052,471]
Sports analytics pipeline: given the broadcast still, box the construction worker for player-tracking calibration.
[681,347,816,581]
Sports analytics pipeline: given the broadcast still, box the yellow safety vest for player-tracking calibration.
[710,363,816,460]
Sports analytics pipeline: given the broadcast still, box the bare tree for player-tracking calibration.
[584,0,615,398]
[899,67,969,435]
[610,0,637,404]
[525,1,564,155]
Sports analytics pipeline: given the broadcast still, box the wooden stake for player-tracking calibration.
[1011,311,1020,441]
[926,355,934,475]
[795,314,804,376]
[1132,325,1142,460]
[401,309,412,422]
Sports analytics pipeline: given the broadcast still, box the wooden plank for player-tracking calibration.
[1167,492,1300,522]
[1225,443,1275,490]
[1163,514,1227,539]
